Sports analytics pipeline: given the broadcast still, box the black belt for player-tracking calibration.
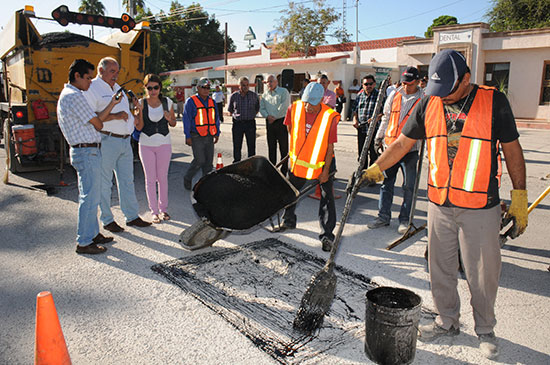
[100,131,130,139]
[72,143,101,148]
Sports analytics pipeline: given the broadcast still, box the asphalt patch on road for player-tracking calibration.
[152,238,377,364]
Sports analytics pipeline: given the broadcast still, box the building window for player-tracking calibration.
[484,63,510,94]
[541,61,550,105]
[254,75,264,95]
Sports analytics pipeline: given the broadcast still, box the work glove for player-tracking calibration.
[359,163,385,187]
[374,137,384,155]
[504,189,528,239]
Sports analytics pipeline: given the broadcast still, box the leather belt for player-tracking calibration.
[72,143,101,148]
[100,131,130,139]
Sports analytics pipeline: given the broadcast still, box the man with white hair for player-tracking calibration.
[83,57,151,233]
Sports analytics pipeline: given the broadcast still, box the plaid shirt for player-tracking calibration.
[355,88,379,129]
[57,83,100,146]
[228,90,259,121]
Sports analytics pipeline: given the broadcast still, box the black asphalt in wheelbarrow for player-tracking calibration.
[192,156,299,231]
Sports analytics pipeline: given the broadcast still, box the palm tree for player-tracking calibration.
[78,0,106,39]
[122,0,145,16]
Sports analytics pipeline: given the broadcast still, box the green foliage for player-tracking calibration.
[145,2,235,75]
[333,28,352,44]
[424,15,458,38]
[486,0,550,32]
[122,0,145,15]
[275,0,340,58]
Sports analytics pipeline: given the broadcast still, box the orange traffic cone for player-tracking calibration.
[35,291,71,365]
[216,153,224,169]
[308,184,342,200]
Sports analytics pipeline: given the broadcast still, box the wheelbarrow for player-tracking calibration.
[179,156,322,250]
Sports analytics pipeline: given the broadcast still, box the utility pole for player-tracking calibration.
[342,0,346,39]
[129,0,135,17]
[355,0,360,64]
[224,22,228,89]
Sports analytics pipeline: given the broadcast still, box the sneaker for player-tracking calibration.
[76,243,107,255]
[398,222,409,234]
[478,332,498,359]
[321,237,333,252]
[127,217,152,227]
[92,233,114,245]
[103,221,125,233]
[160,212,171,221]
[367,217,389,229]
[184,178,192,190]
[418,321,460,342]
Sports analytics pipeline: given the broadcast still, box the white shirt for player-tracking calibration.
[212,91,225,104]
[138,98,174,147]
[348,84,361,100]
[83,76,134,135]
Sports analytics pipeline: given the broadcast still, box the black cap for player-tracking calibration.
[400,67,420,83]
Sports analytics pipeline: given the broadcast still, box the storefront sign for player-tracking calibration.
[439,30,472,44]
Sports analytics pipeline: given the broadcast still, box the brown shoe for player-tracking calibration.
[92,233,114,245]
[104,221,125,233]
[76,244,107,255]
[127,217,152,227]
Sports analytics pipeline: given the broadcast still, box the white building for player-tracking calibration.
[161,23,550,125]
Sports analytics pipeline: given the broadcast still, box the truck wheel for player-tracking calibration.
[4,119,21,173]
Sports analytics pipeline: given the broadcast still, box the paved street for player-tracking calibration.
[1,119,549,364]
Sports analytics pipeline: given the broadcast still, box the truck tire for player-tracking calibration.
[4,119,22,173]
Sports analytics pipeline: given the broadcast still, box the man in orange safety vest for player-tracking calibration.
[359,49,527,360]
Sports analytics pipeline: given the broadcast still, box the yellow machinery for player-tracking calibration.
[0,5,150,173]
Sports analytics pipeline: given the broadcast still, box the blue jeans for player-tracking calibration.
[378,150,419,223]
[70,146,101,246]
[99,135,140,225]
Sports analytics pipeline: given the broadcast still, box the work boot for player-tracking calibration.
[367,217,389,229]
[478,332,498,359]
[398,222,408,234]
[418,321,460,342]
[321,236,333,252]
[92,233,114,245]
[76,244,107,255]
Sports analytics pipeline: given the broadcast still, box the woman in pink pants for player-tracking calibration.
[134,74,177,223]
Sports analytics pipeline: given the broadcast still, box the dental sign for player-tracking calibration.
[439,30,473,44]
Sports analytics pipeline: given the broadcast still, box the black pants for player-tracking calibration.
[347,99,357,120]
[283,159,337,241]
[266,117,288,176]
[357,124,379,171]
[232,118,256,163]
[217,103,224,122]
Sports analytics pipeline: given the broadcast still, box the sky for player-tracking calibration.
[0,0,495,52]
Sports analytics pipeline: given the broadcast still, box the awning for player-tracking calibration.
[215,55,350,71]
[160,67,213,76]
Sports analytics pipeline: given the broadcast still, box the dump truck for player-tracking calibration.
[0,5,150,174]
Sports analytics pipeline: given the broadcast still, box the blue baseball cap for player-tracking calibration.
[301,82,324,106]
[425,49,468,97]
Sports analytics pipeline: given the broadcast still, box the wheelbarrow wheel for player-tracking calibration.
[179,220,228,251]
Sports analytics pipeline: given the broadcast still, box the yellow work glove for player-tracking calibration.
[359,163,385,187]
[505,189,528,239]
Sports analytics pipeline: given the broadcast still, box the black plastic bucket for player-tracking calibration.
[364,287,422,365]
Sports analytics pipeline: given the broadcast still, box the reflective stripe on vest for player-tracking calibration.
[424,86,495,208]
[384,92,421,146]
[191,95,218,136]
[289,101,337,180]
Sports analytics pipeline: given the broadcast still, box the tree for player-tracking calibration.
[123,0,145,16]
[486,0,550,32]
[79,0,106,39]
[275,0,340,57]
[424,15,458,38]
[146,2,235,75]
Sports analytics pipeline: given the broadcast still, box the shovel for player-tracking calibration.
[293,76,390,333]
[386,140,426,250]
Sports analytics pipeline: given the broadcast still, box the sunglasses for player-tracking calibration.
[363,82,374,86]
[199,85,210,89]
[147,85,160,91]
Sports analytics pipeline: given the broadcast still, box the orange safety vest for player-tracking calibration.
[425,85,499,209]
[289,101,338,180]
[190,95,218,137]
[384,92,421,146]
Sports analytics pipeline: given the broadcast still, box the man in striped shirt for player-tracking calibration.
[227,76,259,163]
[353,75,381,171]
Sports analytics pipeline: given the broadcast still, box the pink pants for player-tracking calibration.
[139,144,172,215]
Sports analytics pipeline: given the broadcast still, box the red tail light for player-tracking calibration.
[15,111,24,119]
